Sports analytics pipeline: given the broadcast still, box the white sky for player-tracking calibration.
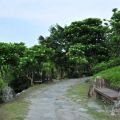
[0,0,120,46]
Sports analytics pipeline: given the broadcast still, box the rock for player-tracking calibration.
[2,86,15,102]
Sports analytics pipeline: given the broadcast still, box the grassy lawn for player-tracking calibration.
[0,84,47,120]
[66,81,120,120]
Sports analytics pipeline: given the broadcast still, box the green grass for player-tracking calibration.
[0,101,28,120]
[66,81,120,120]
[0,84,47,120]
[66,81,90,104]
[88,108,120,120]
[93,66,120,87]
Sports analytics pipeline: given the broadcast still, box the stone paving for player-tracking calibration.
[25,78,94,120]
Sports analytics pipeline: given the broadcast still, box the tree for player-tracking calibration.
[39,18,109,78]
[68,43,87,64]
[67,43,88,77]
[0,42,27,93]
[0,42,26,66]
[41,61,55,82]
[39,24,68,79]
[65,18,109,64]
[110,8,120,56]
[19,45,54,85]
[38,35,45,44]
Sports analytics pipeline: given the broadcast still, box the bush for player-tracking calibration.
[0,78,4,102]
[10,76,31,93]
[92,57,120,74]
[0,79,4,89]
[93,66,120,87]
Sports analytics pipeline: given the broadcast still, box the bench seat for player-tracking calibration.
[95,88,119,103]
[34,81,42,83]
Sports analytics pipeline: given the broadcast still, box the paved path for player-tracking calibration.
[25,78,94,120]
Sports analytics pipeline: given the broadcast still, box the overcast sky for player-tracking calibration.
[0,0,120,46]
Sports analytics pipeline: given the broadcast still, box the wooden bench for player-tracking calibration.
[34,80,42,84]
[95,87,119,104]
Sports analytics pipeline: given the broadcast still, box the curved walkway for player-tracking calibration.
[25,78,94,120]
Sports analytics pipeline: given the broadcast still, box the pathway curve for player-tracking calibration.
[25,78,94,120]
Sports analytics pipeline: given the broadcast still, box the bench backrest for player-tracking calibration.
[94,76,106,88]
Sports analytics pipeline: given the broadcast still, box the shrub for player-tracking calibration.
[0,78,4,102]
[10,76,31,93]
[0,79,4,89]
[92,57,120,74]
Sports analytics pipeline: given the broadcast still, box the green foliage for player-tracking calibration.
[42,61,55,73]
[93,66,120,87]
[92,57,120,73]
[0,42,26,66]
[19,45,54,85]
[0,78,4,90]
[65,18,109,63]
[0,65,14,101]
[110,8,120,56]
[0,65,14,97]
[0,65,14,84]
[68,43,88,64]
[10,76,31,93]
[39,18,109,78]
[0,42,27,94]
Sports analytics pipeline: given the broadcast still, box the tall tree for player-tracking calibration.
[110,8,120,57]
[19,45,54,85]
[65,18,109,63]
[39,24,68,79]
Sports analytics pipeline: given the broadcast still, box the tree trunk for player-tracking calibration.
[31,71,34,86]
[26,71,34,86]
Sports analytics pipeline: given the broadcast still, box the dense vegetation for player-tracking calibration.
[92,57,120,74]
[0,8,120,102]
